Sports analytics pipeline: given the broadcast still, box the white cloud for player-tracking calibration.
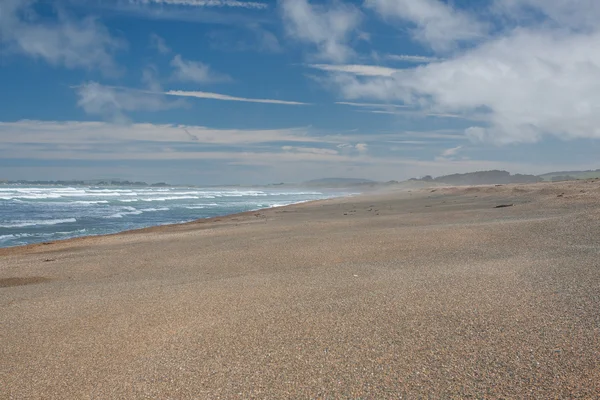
[493,0,600,31]
[149,33,171,54]
[386,140,429,145]
[309,64,399,77]
[280,0,362,62]
[0,0,124,74]
[393,130,468,141]
[335,142,369,154]
[3,119,579,181]
[355,143,368,153]
[3,121,598,183]
[365,0,488,52]
[0,120,320,146]
[282,146,338,155]
[170,54,231,83]
[249,24,282,53]
[208,24,282,53]
[386,54,441,63]
[319,15,600,144]
[75,82,183,122]
[141,65,163,91]
[440,145,463,158]
[131,0,268,9]
[165,90,309,105]
[336,101,407,108]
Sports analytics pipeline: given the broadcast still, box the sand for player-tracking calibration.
[1,181,599,398]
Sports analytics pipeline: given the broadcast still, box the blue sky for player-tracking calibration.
[1,0,600,184]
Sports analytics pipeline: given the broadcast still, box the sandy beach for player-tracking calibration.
[1,181,599,398]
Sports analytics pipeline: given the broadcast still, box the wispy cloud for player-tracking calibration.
[82,0,271,25]
[141,65,163,92]
[355,143,368,153]
[390,130,468,141]
[440,145,463,157]
[75,82,184,122]
[208,24,282,53]
[170,54,232,83]
[336,101,407,109]
[335,101,470,120]
[149,33,171,54]
[386,54,441,63]
[131,0,268,9]
[72,82,309,112]
[364,109,473,120]
[309,64,399,77]
[165,90,309,105]
[385,140,431,145]
[0,0,124,75]
[435,145,464,161]
[280,0,362,63]
[0,120,318,146]
[282,146,338,156]
[250,24,283,53]
[492,0,600,31]
[2,119,574,182]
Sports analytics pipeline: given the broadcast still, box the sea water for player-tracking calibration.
[0,185,348,248]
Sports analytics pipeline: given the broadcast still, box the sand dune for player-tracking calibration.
[1,181,599,398]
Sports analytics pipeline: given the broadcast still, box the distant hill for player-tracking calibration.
[305,178,376,184]
[302,178,378,187]
[299,168,600,189]
[538,169,600,182]
[409,170,541,186]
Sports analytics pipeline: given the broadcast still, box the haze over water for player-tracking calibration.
[0,185,347,248]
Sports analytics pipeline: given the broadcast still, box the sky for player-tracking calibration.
[1,0,600,184]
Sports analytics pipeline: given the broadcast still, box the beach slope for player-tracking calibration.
[1,181,599,398]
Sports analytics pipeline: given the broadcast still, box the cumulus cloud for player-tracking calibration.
[0,0,124,74]
[365,0,488,52]
[170,54,232,83]
[313,1,600,144]
[280,0,362,62]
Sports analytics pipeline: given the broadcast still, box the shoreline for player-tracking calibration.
[0,179,580,255]
[2,180,600,398]
[0,191,358,255]
[0,194,354,256]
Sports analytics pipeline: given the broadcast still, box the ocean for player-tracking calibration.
[0,185,349,248]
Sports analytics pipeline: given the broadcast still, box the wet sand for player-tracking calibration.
[1,181,599,398]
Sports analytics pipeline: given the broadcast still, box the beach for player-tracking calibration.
[1,181,599,398]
